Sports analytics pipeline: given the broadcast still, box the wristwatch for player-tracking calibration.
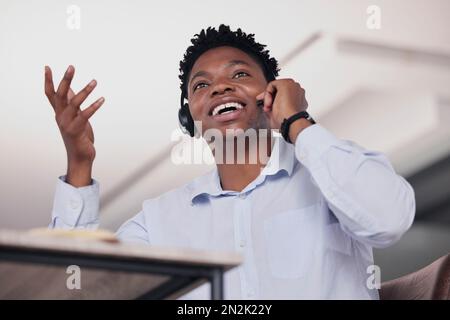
[280,111,316,144]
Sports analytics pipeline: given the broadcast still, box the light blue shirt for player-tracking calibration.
[50,124,415,299]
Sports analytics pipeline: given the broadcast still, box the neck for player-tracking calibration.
[213,132,274,192]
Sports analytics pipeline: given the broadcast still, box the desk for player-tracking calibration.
[0,230,241,300]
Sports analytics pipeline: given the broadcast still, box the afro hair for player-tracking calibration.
[179,24,280,98]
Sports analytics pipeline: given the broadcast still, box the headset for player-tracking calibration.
[178,92,196,137]
[178,67,277,137]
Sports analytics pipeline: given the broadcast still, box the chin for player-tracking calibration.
[218,122,252,135]
[201,117,264,138]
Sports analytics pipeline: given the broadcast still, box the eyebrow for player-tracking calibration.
[189,60,251,85]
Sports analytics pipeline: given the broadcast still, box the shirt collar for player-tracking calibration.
[260,135,295,177]
[188,135,296,205]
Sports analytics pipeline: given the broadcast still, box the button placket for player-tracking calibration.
[240,196,259,298]
[233,194,251,297]
[69,198,81,210]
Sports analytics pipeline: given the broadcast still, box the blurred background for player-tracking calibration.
[0,0,449,282]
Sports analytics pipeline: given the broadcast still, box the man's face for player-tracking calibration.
[187,46,269,136]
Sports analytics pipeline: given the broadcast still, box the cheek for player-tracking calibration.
[187,98,204,120]
[244,81,267,96]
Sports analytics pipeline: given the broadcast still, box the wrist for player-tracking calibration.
[288,118,313,144]
[280,111,315,144]
[66,160,93,187]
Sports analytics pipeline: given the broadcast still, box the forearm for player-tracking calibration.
[294,125,415,247]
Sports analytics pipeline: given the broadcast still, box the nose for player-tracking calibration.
[210,78,235,97]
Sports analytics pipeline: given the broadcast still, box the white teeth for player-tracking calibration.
[212,102,244,116]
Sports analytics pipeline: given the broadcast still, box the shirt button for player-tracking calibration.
[239,239,246,248]
[69,199,81,210]
[238,193,246,199]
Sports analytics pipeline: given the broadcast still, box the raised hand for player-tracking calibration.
[44,65,105,187]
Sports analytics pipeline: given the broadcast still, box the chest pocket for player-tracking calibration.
[263,204,320,279]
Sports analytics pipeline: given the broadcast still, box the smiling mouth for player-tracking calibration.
[209,102,246,116]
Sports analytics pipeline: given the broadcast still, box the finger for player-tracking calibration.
[58,88,78,123]
[56,65,75,102]
[64,97,104,132]
[44,66,56,107]
[80,97,105,120]
[70,80,97,109]
[265,81,278,95]
[263,81,278,110]
[263,91,273,112]
[67,88,75,101]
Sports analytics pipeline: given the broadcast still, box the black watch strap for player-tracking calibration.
[280,111,315,144]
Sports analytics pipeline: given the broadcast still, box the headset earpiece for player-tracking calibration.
[178,99,196,137]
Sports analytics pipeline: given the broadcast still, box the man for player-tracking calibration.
[44,25,415,299]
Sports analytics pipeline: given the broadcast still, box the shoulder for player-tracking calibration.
[141,168,216,211]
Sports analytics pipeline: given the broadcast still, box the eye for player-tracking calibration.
[193,82,208,91]
[233,71,249,79]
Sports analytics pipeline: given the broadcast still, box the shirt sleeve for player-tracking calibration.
[49,176,100,229]
[294,124,416,248]
[115,211,150,244]
[49,176,150,244]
